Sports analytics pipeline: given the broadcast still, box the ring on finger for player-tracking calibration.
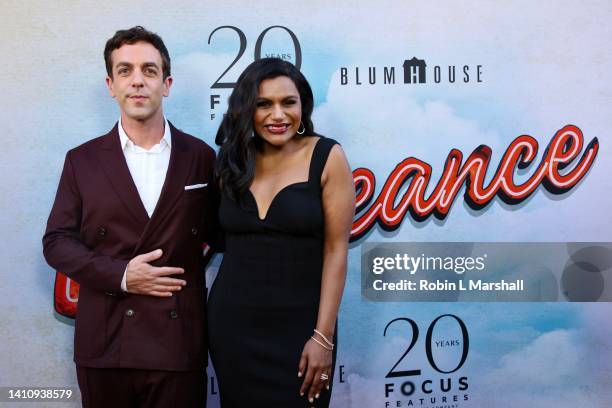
[320,373,329,381]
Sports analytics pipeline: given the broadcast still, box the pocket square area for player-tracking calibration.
[184,183,208,190]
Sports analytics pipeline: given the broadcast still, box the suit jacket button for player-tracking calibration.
[125,309,135,317]
[191,227,198,236]
[169,309,179,319]
[97,227,107,237]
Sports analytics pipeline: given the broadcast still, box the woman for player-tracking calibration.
[208,58,355,407]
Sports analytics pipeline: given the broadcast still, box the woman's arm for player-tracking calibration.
[299,144,355,403]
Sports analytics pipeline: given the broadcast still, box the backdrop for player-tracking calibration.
[1,1,611,407]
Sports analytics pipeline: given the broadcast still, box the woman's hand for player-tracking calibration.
[298,337,332,403]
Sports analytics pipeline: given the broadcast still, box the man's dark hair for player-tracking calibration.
[104,26,171,79]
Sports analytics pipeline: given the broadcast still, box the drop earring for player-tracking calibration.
[297,121,305,135]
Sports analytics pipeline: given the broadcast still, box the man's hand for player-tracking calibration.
[125,249,186,297]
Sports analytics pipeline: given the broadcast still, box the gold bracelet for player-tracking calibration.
[310,336,333,351]
[313,329,334,348]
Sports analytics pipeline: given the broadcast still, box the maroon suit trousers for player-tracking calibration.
[76,365,206,408]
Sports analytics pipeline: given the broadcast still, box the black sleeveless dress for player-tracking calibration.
[208,137,338,407]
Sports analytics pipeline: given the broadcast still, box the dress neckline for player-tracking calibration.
[248,137,322,221]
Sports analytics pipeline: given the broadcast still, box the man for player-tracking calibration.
[43,26,216,407]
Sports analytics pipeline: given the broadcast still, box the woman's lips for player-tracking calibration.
[265,124,290,134]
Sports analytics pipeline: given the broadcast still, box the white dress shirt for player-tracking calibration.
[118,117,172,291]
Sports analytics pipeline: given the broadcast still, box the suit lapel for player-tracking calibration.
[97,124,150,228]
[132,122,193,256]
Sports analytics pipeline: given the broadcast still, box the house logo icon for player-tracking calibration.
[403,57,427,84]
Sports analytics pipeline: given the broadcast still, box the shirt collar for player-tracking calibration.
[118,117,172,152]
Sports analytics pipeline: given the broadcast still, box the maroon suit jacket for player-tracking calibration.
[43,122,217,371]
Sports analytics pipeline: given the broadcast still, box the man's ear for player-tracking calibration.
[163,75,173,97]
[106,76,116,98]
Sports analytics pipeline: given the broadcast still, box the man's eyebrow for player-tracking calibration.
[142,62,160,68]
[115,62,133,68]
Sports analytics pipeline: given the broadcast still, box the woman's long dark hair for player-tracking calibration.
[215,58,316,201]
